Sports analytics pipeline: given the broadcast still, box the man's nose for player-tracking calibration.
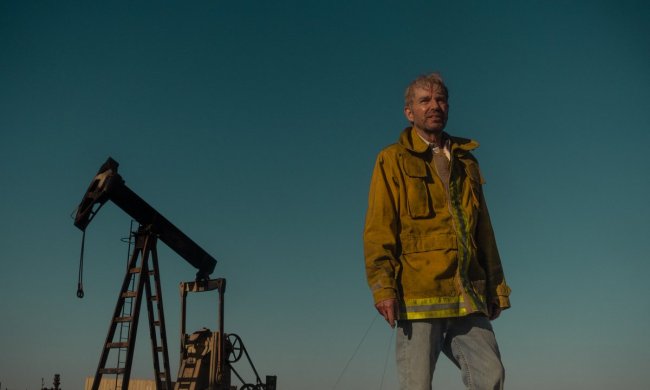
[429,99,441,110]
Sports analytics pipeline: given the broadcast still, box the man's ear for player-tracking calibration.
[404,105,414,122]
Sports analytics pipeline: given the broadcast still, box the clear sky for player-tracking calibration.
[1,1,649,389]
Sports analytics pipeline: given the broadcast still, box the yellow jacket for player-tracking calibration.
[364,127,511,319]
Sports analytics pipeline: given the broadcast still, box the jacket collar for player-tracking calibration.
[398,127,479,154]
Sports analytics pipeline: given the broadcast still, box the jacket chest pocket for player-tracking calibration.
[402,155,433,218]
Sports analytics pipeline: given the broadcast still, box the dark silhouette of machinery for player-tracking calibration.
[73,157,276,390]
[41,374,61,390]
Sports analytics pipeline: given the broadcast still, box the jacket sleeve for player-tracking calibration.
[475,184,511,310]
[363,152,401,304]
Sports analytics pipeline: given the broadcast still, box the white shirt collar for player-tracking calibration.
[416,132,451,159]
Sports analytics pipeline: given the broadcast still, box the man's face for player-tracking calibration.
[404,85,449,135]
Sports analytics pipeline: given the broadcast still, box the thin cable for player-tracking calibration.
[379,327,395,390]
[332,313,380,390]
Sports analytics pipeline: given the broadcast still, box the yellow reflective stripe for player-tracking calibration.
[403,307,468,320]
[401,293,487,320]
[404,295,464,306]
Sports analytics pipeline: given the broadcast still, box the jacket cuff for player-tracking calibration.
[494,294,511,309]
[373,288,397,304]
[490,284,511,309]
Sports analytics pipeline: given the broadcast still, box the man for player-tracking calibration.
[363,73,511,390]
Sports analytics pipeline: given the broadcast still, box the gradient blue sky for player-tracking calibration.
[1,1,649,389]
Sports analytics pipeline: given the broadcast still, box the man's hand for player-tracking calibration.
[375,298,398,328]
[488,302,502,321]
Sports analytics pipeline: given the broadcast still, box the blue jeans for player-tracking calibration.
[396,315,505,390]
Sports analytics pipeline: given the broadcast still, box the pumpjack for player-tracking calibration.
[73,157,276,390]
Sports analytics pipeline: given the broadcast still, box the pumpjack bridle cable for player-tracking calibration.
[77,229,86,298]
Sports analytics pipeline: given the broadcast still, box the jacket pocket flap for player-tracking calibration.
[400,234,457,254]
[402,155,428,178]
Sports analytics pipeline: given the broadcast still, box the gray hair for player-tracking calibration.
[404,72,449,107]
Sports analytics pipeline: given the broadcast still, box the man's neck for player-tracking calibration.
[414,127,445,147]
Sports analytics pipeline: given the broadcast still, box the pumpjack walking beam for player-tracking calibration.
[74,157,217,281]
[91,227,172,390]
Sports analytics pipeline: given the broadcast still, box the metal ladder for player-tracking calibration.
[113,229,136,390]
[91,226,172,390]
